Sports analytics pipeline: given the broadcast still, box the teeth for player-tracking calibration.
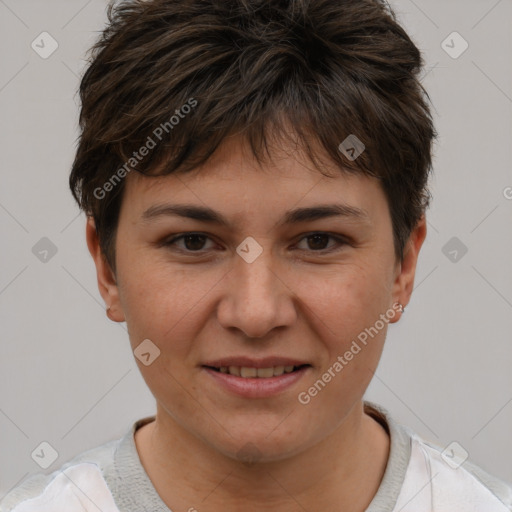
[273,366,284,376]
[229,365,240,376]
[240,367,258,378]
[215,365,302,378]
[257,367,274,378]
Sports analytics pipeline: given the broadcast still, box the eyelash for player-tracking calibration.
[162,232,349,255]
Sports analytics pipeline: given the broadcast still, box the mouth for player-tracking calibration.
[203,364,310,378]
[201,359,312,398]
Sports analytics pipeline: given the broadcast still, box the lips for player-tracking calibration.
[202,357,311,379]
[201,357,312,397]
[208,365,306,378]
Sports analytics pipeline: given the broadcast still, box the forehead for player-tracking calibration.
[120,135,388,225]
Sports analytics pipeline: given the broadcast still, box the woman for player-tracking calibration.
[2,0,511,510]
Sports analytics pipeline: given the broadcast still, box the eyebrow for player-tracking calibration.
[141,203,370,228]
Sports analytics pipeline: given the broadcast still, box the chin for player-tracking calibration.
[208,428,311,465]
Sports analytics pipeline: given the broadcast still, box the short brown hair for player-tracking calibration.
[69,0,436,272]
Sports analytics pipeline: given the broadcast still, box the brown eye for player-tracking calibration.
[164,233,215,252]
[295,233,347,253]
[182,234,207,251]
[306,234,330,250]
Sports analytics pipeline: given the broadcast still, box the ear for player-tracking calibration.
[86,216,125,323]
[389,214,427,323]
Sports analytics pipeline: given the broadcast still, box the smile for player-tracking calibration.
[202,363,311,398]
[206,365,307,378]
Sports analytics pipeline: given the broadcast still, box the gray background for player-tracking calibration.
[1,0,511,497]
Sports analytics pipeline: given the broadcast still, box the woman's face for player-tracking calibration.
[89,136,425,462]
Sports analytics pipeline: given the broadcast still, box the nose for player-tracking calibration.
[216,243,297,339]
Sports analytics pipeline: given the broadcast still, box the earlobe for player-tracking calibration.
[389,214,427,323]
[86,216,125,323]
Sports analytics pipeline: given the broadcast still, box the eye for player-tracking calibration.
[295,232,347,252]
[163,233,216,253]
[162,231,348,255]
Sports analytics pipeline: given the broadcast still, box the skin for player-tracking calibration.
[87,135,426,512]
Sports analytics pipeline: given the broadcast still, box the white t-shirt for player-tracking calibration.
[2,401,511,511]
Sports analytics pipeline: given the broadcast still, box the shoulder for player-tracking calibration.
[0,439,121,512]
[400,430,512,511]
[364,401,512,512]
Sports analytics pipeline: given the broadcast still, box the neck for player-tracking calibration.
[135,401,389,512]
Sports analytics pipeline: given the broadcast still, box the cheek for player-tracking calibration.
[293,261,393,406]
[294,267,391,423]
[294,261,392,343]
[117,256,226,352]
